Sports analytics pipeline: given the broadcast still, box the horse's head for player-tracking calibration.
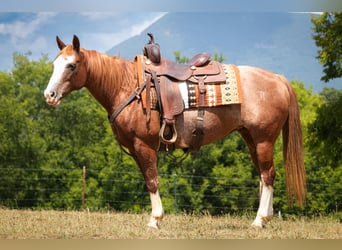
[44,35,87,107]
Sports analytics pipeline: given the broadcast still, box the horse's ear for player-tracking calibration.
[72,35,80,53]
[56,36,66,50]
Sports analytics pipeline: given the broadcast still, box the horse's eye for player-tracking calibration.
[66,63,76,71]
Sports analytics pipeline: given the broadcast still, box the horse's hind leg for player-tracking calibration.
[239,129,275,228]
[131,142,164,229]
[252,141,276,228]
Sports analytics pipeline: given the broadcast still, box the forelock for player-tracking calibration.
[54,45,76,60]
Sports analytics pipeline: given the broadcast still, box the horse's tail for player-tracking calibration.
[282,77,306,207]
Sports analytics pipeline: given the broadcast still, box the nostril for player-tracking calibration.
[50,91,56,98]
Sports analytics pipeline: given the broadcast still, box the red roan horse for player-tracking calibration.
[44,35,305,229]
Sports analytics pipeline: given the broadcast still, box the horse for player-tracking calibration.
[44,35,305,229]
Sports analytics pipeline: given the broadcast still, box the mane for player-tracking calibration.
[81,49,137,94]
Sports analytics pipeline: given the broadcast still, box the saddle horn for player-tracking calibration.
[143,33,161,64]
[147,33,155,44]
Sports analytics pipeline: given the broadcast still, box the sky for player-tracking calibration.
[0,12,167,71]
[0,0,341,72]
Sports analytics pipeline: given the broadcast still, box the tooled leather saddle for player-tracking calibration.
[140,33,228,151]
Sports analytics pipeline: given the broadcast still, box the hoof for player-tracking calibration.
[147,217,160,229]
[251,219,265,228]
[251,215,273,228]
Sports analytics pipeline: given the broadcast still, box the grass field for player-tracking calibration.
[0,209,341,239]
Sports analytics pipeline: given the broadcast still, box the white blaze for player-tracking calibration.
[44,54,75,96]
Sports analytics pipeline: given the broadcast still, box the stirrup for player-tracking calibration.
[159,120,177,144]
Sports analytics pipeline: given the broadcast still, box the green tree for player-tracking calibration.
[0,52,140,210]
[305,89,342,213]
[0,52,51,207]
[173,51,190,64]
[173,49,226,64]
[308,88,342,167]
[212,49,226,63]
[312,12,342,82]
[157,131,256,215]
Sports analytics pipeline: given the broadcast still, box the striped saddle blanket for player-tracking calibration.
[142,63,242,110]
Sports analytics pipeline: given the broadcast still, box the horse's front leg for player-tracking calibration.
[131,141,164,229]
[148,190,163,229]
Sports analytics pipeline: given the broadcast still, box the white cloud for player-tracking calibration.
[82,12,167,52]
[82,32,127,52]
[291,12,323,15]
[19,36,48,53]
[0,13,56,70]
[0,12,56,40]
[0,12,167,70]
[79,12,120,20]
[129,12,167,37]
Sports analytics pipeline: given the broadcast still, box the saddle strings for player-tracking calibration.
[163,150,190,167]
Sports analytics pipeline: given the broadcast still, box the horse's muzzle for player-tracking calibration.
[44,90,62,107]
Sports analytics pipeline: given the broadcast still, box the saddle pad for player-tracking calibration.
[182,64,242,108]
[141,64,242,110]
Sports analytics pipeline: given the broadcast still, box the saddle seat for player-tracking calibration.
[152,52,211,79]
[145,53,226,84]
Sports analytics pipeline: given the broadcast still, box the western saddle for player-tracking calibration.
[140,33,227,151]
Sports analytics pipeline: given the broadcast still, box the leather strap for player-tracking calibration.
[150,70,163,118]
[196,75,207,107]
[145,74,151,123]
[109,82,146,124]
[189,108,205,152]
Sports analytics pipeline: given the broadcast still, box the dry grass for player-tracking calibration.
[0,208,341,239]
